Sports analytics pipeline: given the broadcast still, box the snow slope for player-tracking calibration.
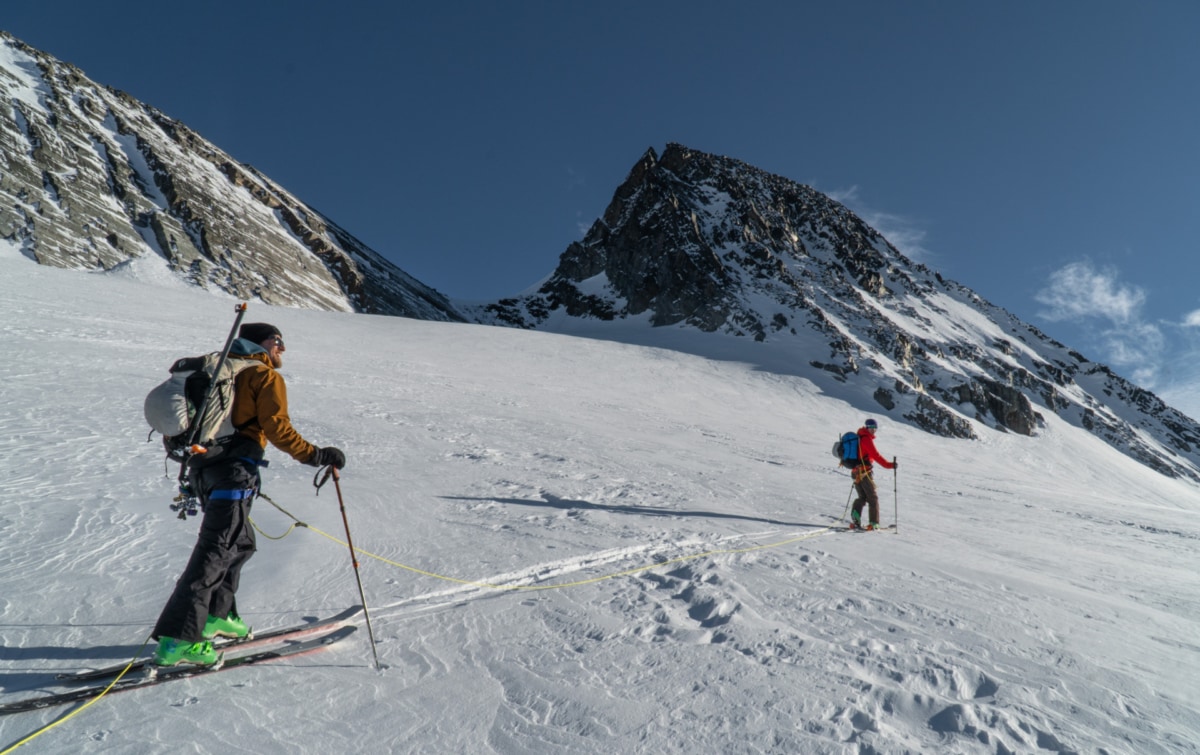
[1,245,1197,754]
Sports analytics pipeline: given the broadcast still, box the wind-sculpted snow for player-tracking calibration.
[0,247,1196,752]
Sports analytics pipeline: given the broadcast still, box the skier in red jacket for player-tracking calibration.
[849,418,896,530]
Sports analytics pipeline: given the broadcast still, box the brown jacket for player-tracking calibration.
[228,353,318,464]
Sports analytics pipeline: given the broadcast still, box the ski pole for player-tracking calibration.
[330,467,382,669]
[172,302,249,512]
[841,477,855,522]
[186,302,249,453]
[893,456,898,533]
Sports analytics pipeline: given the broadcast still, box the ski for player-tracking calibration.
[2,625,357,716]
[56,605,362,682]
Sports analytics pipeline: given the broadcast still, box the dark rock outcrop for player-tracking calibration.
[0,31,462,321]
[477,143,1200,480]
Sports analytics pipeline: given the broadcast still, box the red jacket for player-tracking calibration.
[856,427,895,470]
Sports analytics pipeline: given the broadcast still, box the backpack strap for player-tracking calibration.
[226,359,271,435]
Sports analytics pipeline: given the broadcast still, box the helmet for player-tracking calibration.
[864,419,878,430]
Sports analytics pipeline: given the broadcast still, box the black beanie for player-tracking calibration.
[239,322,282,345]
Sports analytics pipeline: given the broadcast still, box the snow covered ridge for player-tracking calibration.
[0,31,463,322]
[477,143,1200,482]
[4,28,1198,481]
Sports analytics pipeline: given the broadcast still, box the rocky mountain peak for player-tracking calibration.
[0,31,462,321]
[486,142,901,334]
[479,143,1200,481]
[5,29,1197,482]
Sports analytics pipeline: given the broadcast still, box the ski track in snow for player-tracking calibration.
[1,249,1199,753]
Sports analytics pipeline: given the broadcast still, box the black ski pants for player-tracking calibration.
[153,454,260,642]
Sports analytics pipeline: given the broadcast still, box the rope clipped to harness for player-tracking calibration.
[248,492,305,541]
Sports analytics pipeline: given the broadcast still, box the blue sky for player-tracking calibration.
[7,2,1200,414]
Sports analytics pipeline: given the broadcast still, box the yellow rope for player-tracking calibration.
[257,492,836,591]
[3,495,836,751]
[0,636,152,754]
[248,514,300,541]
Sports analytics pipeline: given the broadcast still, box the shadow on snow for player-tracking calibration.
[443,492,830,530]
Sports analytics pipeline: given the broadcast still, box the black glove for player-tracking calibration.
[308,446,346,469]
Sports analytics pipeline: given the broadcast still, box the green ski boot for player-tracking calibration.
[203,613,251,640]
[152,637,219,667]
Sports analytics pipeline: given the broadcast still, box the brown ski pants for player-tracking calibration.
[852,466,880,525]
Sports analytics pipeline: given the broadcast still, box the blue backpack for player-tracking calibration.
[832,431,860,468]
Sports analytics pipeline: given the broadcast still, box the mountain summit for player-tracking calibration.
[0,31,462,321]
[4,28,1196,482]
[480,143,1200,480]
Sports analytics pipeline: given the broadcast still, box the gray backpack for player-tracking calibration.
[144,353,261,462]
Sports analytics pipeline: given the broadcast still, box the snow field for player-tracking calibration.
[1,249,1198,753]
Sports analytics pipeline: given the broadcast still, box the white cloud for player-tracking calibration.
[1035,264,1200,416]
[827,185,931,263]
[1035,260,1167,388]
[1035,261,1145,325]
[1101,321,1164,385]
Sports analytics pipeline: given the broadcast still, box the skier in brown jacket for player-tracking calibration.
[151,322,346,666]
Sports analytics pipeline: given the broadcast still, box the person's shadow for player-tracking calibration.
[442,492,828,530]
[0,638,148,693]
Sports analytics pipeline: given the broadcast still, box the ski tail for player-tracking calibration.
[7,626,357,716]
[56,605,363,683]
